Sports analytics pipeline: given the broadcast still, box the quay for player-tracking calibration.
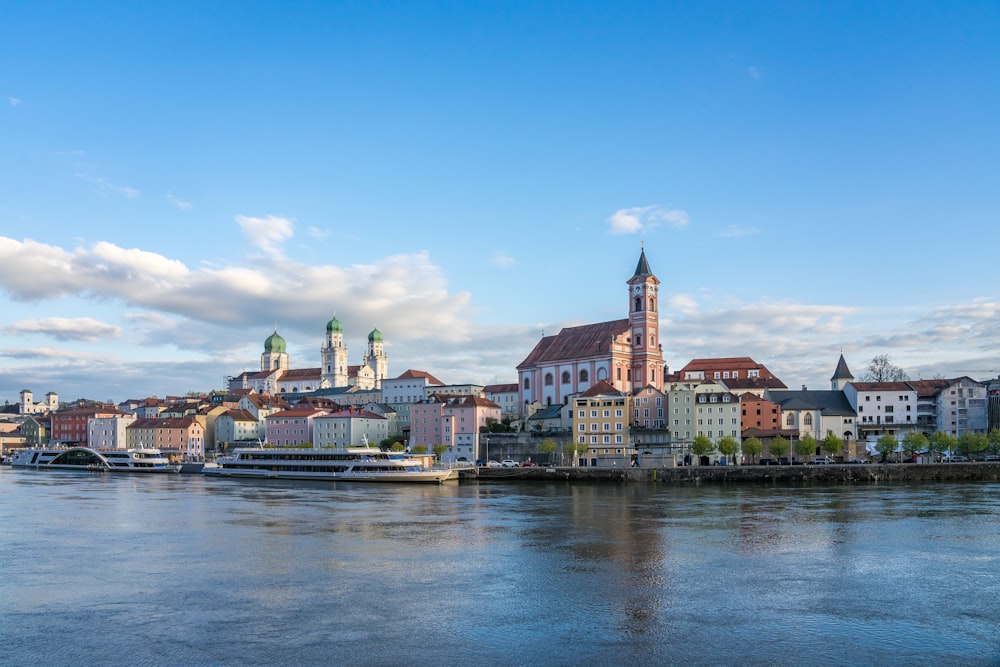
[462,462,1000,485]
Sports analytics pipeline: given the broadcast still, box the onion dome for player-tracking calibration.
[326,315,343,334]
[264,329,287,354]
[368,327,383,343]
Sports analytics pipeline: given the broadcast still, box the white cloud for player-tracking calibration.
[167,193,192,211]
[715,225,760,238]
[490,252,516,268]
[9,97,21,107]
[75,169,138,198]
[236,214,295,260]
[748,66,762,80]
[4,317,121,342]
[608,205,689,235]
[307,226,330,239]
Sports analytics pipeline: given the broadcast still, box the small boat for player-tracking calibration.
[9,447,182,473]
[203,446,459,483]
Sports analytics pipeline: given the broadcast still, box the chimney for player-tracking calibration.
[802,385,807,391]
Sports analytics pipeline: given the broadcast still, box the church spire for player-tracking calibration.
[633,246,653,279]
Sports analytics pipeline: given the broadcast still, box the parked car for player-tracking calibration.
[486,460,502,468]
[943,455,969,462]
[500,459,519,468]
[847,457,867,464]
[984,455,1000,462]
[810,457,835,465]
[758,458,775,466]
[519,461,536,467]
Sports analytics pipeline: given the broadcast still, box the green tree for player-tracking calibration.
[742,436,763,463]
[902,432,929,461]
[432,444,448,459]
[717,436,740,465]
[537,438,558,464]
[411,444,427,455]
[875,434,898,462]
[957,432,988,459]
[795,434,817,462]
[690,435,715,464]
[769,435,789,461]
[565,441,588,466]
[929,431,957,461]
[987,429,1000,457]
[821,432,844,457]
[390,441,406,452]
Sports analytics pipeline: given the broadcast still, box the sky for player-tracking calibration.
[2,1,999,404]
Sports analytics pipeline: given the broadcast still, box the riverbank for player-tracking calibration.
[464,462,1000,484]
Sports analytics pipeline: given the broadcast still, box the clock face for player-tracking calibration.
[633,285,643,294]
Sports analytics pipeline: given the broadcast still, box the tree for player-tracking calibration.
[742,436,763,463]
[795,434,817,462]
[565,441,588,466]
[861,354,908,382]
[902,432,929,461]
[432,445,448,459]
[875,434,898,462]
[821,432,844,457]
[690,435,716,463]
[957,432,988,459]
[537,438,557,464]
[988,429,1000,457]
[769,435,789,461]
[390,441,407,452]
[411,444,427,455]
[929,431,957,460]
[717,436,740,465]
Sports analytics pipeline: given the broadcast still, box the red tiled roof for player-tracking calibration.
[395,369,445,385]
[579,380,623,398]
[484,383,518,393]
[517,319,629,369]
[850,382,913,392]
[281,368,321,380]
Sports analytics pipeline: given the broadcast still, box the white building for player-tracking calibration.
[87,414,136,450]
[313,409,389,448]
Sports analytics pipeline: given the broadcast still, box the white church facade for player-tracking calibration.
[228,316,389,395]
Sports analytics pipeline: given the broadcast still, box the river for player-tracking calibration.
[1,467,998,666]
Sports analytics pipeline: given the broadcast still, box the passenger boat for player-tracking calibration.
[9,447,182,473]
[203,446,459,483]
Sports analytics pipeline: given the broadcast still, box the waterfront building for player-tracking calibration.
[766,389,857,449]
[631,385,666,429]
[88,413,137,450]
[125,417,206,458]
[50,405,120,446]
[313,408,389,448]
[264,406,330,447]
[214,409,261,447]
[517,248,666,413]
[665,380,700,457]
[18,414,49,448]
[908,377,988,436]
[843,381,919,443]
[409,394,501,463]
[694,387,741,462]
[989,376,1000,432]
[572,380,632,467]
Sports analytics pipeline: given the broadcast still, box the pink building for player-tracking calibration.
[410,395,501,463]
[265,407,330,447]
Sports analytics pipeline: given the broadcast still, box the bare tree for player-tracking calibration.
[861,354,908,381]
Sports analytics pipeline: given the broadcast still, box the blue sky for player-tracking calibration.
[2,1,999,403]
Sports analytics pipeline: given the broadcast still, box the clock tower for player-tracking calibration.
[626,247,664,391]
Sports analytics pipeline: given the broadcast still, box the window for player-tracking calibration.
[803,414,812,426]
[544,373,553,386]
[561,371,570,383]
[523,378,530,390]
[786,414,795,426]
[580,369,589,383]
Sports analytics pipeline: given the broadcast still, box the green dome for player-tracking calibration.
[368,327,383,343]
[326,315,343,334]
[264,330,287,354]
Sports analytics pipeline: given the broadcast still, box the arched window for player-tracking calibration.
[786,413,795,426]
[523,377,530,390]
[649,297,656,311]
[544,373,554,386]
[561,371,571,384]
[803,414,813,426]
[634,297,641,312]
[580,369,589,383]
[597,368,608,381]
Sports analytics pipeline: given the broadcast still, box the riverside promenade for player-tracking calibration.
[465,462,1000,485]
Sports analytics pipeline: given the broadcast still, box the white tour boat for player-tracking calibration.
[9,447,182,473]
[203,446,460,483]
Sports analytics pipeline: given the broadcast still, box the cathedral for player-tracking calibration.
[516,247,666,409]
[228,316,389,395]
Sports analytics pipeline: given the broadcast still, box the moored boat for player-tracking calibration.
[203,446,459,483]
[9,447,182,473]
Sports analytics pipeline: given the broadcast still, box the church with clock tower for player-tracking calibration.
[516,247,666,410]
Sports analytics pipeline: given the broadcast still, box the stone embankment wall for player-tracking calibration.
[466,463,1000,485]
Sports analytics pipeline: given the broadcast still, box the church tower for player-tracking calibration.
[320,314,350,388]
[261,327,289,372]
[363,326,389,388]
[626,247,664,391]
[831,353,854,391]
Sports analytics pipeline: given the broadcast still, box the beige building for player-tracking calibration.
[572,381,632,467]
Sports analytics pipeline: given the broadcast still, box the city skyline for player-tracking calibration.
[2,2,998,402]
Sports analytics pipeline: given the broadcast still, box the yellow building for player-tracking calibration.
[572,380,633,467]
